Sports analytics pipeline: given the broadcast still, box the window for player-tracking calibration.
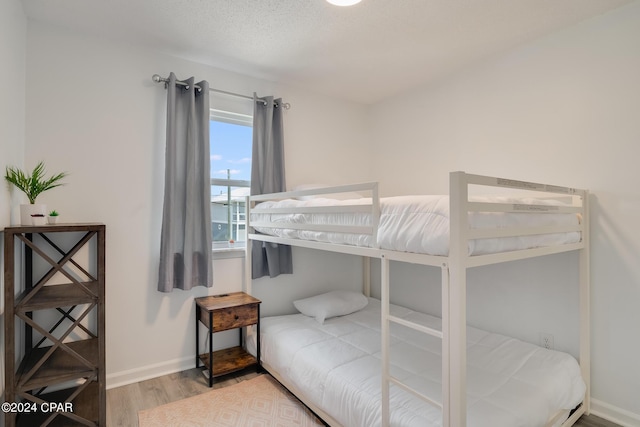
[210,109,252,250]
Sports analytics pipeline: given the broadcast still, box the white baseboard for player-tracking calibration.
[590,398,640,427]
[106,331,239,390]
[106,356,195,390]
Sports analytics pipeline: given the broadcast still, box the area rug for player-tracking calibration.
[138,374,324,427]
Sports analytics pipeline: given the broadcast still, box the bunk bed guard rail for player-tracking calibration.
[247,181,381,251]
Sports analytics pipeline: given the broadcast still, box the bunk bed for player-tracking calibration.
[244,171,590,427]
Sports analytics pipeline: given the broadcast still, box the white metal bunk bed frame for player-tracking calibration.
[244,171,590,427]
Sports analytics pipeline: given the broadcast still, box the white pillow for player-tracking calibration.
[293,290,368,323]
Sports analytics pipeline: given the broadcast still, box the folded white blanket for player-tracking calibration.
[251,195,581,255]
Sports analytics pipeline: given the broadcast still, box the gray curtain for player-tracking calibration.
[158,72,213,292]
[251,94,293,279]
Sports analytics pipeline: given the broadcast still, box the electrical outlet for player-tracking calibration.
[540,333,554,350]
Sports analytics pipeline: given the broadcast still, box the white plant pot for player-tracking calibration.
[20,204,47,226]
[31,215,46,226]
[47,216,59,225]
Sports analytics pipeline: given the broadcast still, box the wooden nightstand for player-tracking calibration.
[194,292,261,387]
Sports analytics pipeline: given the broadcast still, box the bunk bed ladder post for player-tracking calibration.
[448,171,468,427]
[441,262,451,427]
[244,195,256,345]
[367,182,379,306]
[245,195,253,296]
[381,254,391,427]
[372,182,380,249]
[579,190,591,415]
[363,257,371,297]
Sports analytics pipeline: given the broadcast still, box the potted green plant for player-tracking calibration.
[47,210,60,225]
[4,161,68,225]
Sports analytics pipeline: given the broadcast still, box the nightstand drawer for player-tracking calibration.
[208,303,259,332]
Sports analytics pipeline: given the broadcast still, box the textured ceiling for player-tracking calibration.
[22,0,632,104]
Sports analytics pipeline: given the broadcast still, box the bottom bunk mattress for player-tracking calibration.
[256,297,586,427]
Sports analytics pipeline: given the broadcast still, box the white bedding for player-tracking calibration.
[251,195,581,256]
[256,298,586,427]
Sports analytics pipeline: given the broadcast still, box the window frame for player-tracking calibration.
[210,108,253,259]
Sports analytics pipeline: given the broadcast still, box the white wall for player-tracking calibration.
[23,21,371,388]
[0,2,27,424]
[0,0,26,227]
[369,2,640,424]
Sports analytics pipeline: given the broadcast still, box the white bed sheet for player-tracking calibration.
[251,195,581,256]
[257,298,586,427]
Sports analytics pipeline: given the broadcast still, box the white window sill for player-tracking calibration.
[212,243,246,260]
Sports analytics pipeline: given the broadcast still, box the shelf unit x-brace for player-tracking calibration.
[16,230,98,308]
[34,306,97,349]
[16,231,99,380]
[17,301,98,388]
[29,233,99,356]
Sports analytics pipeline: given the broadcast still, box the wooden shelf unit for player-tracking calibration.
[3,223,106,427]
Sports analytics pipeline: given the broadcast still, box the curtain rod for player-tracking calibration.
[151,74,290,109]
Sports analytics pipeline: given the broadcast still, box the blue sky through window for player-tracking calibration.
[210,120,252,182]
[210,119,252,242]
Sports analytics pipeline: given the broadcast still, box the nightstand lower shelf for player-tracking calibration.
[198,346,258,378]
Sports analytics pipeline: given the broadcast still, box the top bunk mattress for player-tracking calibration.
[257,297,586,427]
[250,195,581,256]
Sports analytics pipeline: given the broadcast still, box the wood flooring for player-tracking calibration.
[107,368,620,427]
